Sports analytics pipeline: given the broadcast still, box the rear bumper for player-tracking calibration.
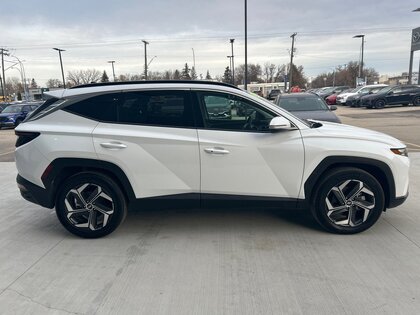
[17,174,55,209]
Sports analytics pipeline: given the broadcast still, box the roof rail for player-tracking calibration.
[69,80,241,90]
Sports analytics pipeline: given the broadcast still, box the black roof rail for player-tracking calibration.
[69,80,241,90]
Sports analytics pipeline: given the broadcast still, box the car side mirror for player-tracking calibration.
[388,91,393,95]
[329,105,337,111]
[269,116,294,131]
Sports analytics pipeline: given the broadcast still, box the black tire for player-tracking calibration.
[374,99,386,109]
[56,172,127,238]
[310,167,385,234]
[413,95,420,106]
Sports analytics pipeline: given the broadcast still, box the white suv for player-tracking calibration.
[15,81,409,238]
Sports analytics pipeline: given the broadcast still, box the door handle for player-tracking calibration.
[100,142,127,150]
[204,147,230,155]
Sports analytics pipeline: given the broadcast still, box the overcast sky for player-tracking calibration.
[1,0,419,85]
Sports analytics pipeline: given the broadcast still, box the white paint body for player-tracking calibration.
[15,83,409,201]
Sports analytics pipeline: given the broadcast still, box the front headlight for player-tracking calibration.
[391,148,408,157]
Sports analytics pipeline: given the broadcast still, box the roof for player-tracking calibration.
[70,80,240,90]
[45,80,241,99]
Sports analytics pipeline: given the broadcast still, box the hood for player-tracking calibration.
[290,110,341,123]
[0,112,18,118]
[315,121,405,147]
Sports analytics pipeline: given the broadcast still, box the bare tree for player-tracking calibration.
[67,69,102,85]
[46,78,62,88]
[263,63,277,83]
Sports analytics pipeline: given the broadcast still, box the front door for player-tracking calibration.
[194,91,305,205]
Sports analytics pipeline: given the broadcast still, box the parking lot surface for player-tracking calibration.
[0,155,419,314]
[1,104,420,314]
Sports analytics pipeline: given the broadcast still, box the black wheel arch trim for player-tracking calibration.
[42,158,137,207]
[304,156,397,208]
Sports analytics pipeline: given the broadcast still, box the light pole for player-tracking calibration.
[230,39,235,84]
[244,0,248,89]
[53,48,66,88]
[108,61,116,81]
[227,56,232,81]
[353,35,365,82]
[142,40,149,80]
[191,48,196,70]
[289,33,297,91]
[11,55,29,100]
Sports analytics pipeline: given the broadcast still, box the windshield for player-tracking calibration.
[1,105,22,113]
[278,95,329,111]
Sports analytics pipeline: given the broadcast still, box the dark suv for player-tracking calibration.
[361,85,420,109]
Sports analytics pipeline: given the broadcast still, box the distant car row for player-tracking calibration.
[307,84,420,109]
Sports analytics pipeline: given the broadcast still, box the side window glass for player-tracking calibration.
[118,91,194,128]
[22,105,31,112]
[198,92,275,132]
[64,93,121,122]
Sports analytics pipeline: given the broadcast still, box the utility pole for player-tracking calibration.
[353,35,365,81]
[53,48,66,88]
[1,48,9,99]
[108,61,116,81]
[244,0,248,89]
[230,39,235,85]
[142,40,149,80]
[289,33,297,91]
[227,56,232,80]
[191,48,196,70]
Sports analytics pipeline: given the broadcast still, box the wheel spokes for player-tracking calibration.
[64,183,114,231]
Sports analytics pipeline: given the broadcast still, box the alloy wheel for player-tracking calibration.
[64,183,114,231]
[325,179,375,227]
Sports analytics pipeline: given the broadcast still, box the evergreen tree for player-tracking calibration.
[222,67,232,83]
[101,71,109,83]
[173,69,181,80]
[205,70,212,80]
[180,63,191,80]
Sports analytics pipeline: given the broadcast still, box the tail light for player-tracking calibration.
[15,131,40,147]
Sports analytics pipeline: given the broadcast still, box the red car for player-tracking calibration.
[325,93,338,105]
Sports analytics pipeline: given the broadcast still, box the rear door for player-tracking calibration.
[88,90,200,201]
[194,90,305,205]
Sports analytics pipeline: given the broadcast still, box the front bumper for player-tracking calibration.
[17,174,55,209]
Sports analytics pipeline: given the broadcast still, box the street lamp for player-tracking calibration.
[413,8,420,12]
[53,48,66,88]
[230,39,235,84]
[353,34,365,82]
[142,40,149,80]
[108,61,116,81]
[227,56,232,81]
[244,0,248,89]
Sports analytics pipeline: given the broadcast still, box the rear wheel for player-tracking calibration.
[311,167,385,234]
[56,172,127,238]
[413,95,420,106]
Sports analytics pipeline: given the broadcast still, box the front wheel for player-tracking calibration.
[413,95,420,106]
[374,99,386,109]
[311,167,385,234]
[56,172,127,238]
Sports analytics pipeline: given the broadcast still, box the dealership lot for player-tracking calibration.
[0,106,420,314]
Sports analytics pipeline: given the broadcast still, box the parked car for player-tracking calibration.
[336,84,388,105]
[325,89,352,105]
[317,86,350,100]
[0,103,11,113]
[347,86,387,107]
[15,81,409,237]
[267,89,281,100]
[361,85,420,109]
[275,92,341,123]
[0,104,39,128]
